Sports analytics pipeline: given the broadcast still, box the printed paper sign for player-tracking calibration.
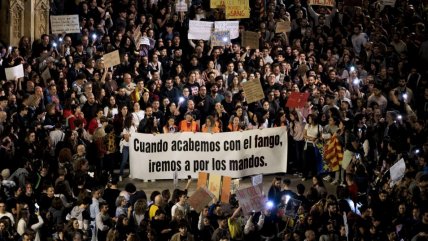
[41,68,51,81]
[188,187,213,213]
[5,64,24,80]
[242,79,265,104]
[308,0,335,6]
[275,21,291,33]
[214,21,240,39]
[175,1,188,12]
[188,20,214,40]
[50,15,80,34]
[236,186,265,214]
[130,127,288,180]
[208,173,222,199]
[211,31,231,47]
[139,37,151,46]
[241,31,259,49]
[103,50,121,68]
[286,92,310,108]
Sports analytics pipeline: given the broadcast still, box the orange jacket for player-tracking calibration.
[179,120,198,132]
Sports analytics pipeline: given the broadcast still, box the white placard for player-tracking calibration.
[175,1,188,12]
[139,37,151,46]
[188,20,214,40]
[5,64,24,80]
[50,15,80,34]
[390,158,406,187]
[130,127,288,180]
[215,21,240,39]
[251,174,263,186]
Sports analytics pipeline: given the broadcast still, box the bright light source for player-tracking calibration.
[353,78,360,85]
[53,42,57,47]
[350,66,355,72]
[402,93,408,100]
[92,33,97,40]
[222,37,229,43]
[266,201,274,209]
[285,195,291,204]
[179,97,185,104]
[59,37,63,42]
[397,115,402,120]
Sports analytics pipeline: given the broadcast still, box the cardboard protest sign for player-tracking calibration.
[188,20,213,40]
[208,173,222,199]
[225,0,250,19]
[197,172,209,189]
[390,158,406,187]
[242,79,265,104]
[231,179,240,194]
[175,0,188,12]
[308,0,335,6]
[251,174,263,187]
[211,31,231,47]
[188,187,213,212]
[286,92,310,108]
[220,176,231,203]
[50,15,80,34]
[236,186,265,214]
[214,21,240,39]
[275,21,291,33]
[103,50,121,68]
[241,31,259,49]
[5,64,24,80]
[211,0,226,8]
[41,68,51,81]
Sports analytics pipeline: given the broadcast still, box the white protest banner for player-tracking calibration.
[188,20,213,40]
[130,127,288,180]
[215,21,240,39]
[236,185,265,214]
[175,0,188,12]
[5,64,24,80]
[390,158,406,187]
[50,15,80,34]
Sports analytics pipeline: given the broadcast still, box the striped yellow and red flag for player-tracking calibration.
[323,135,343,172]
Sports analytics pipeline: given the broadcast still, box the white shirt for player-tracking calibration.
[132,111,145,128]
[305,124,322,143]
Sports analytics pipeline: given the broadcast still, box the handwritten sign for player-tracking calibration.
[241,31,259,49]
[308,0,335,6]
[50,15,80,34]
[5,64,24,80]
[214,21,240,39]
[138,37,151,46]
[242,79,265,104]
[225,0,250,19]
[275,21,291,33]
[236,186,265,214]
[211,31,231,47]
[103,50,121,68]
[286,92,310,109]
[188,187,214,213]
[188,20,214,40]
[211,0,226,8]
[208,173,222,199]
[175,0,188,12]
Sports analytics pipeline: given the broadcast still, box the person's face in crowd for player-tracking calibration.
[232,116,240,126]
[398,79,407,87]
[121,106,128,116]
[25,183,33,195]
[152,101,160,110]
[292,84,299,92]
[144,106,153,117]
[199,86,207,97]
[182,88,189,97]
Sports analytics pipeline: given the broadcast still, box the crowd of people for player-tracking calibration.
[0,0,427,240]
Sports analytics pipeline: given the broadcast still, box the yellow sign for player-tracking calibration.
[225,0,250,19]
[211,0,225,8]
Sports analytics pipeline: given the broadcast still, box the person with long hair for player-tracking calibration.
[104,96,118,121]
[302,114,323,181]
[201,115,220,133]
[119,115,135,180]
[163,117,178,133]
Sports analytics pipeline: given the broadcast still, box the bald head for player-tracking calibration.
[154,194,163,205]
